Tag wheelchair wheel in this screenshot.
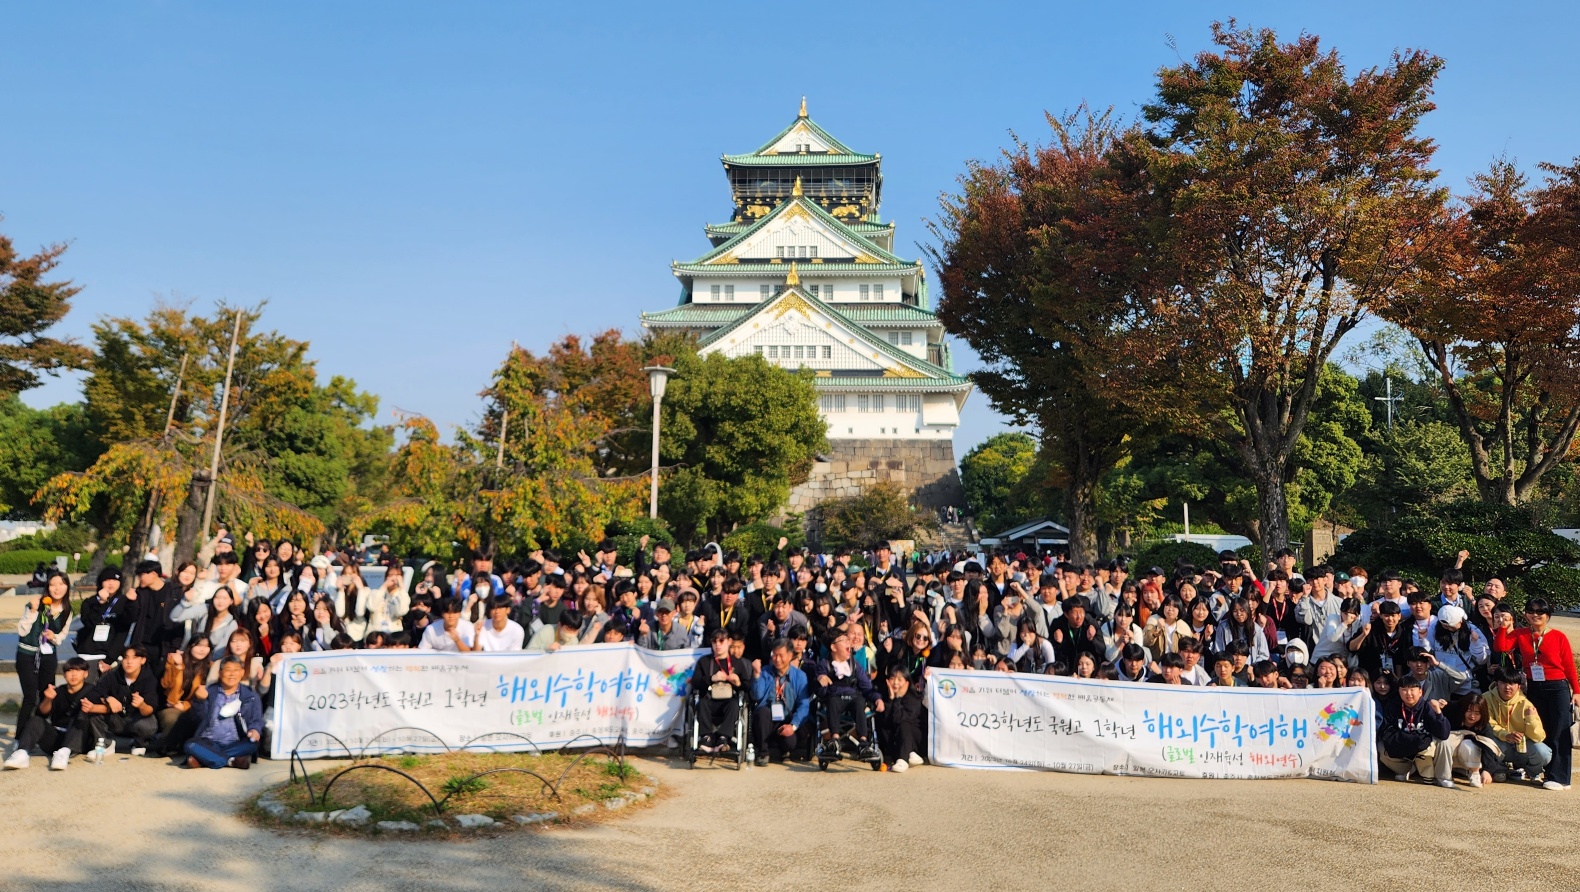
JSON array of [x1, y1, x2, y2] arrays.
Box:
[[681, 694, 699, 768], [733, 696, 749, 771]]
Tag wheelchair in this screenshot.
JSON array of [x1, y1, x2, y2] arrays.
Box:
[[810, 688, 883, 771], [679, 686, 750, 770]]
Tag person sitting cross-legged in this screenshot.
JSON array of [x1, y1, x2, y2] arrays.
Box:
[[749, 639, 810, 766], [1379, 674, 1453, 788], [1482, 666, 1553, 782], [182, 656, 265, 767], [182, 657, 265, 769], [4, 657, 92, 771]]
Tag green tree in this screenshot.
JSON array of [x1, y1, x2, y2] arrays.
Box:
[[0, 398, 96, 517], [1345, 419, 1476, 527], [959, 432, 1038, 534], [0, 228, 92, 397], [1111, 23, 1446, 553], [658, 351, 825, 542], [820, 481, 932, 551]]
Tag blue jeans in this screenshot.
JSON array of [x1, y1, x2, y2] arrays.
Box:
[[1496, 739, 1553, 773], [184, 736, 258, 768]]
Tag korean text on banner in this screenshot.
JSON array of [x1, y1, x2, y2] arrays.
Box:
[[926, 670, 1377, 783], [272, 644, 705, 759]]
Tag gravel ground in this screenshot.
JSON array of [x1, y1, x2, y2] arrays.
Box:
[[1, 743, 1579, 892]]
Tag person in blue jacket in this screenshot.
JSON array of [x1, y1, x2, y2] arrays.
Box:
[[183, 658, 264, 769], [750, 640, 810, 765]]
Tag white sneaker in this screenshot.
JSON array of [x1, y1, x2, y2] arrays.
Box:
[[1394, 771, 1412, 782], [1467, 772, 1483, 788], [1436, 778, 1455, 789], [890, 759, 908, 773], [3, 749, 29, 770], [906, 752, 925, 767], [1542, 780, 1567, 791], [49, 749, 69, 771], [130, 747, 146, 757]]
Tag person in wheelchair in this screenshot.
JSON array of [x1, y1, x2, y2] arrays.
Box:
[[689, 629, 747, 754], [750, 639, 810, 765], [812, 629, 884, 762]]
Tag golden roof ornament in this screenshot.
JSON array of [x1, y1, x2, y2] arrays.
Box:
[[792, 176, 803, 197], [786, 262, 800, 286], [799, 96, 808, 118]]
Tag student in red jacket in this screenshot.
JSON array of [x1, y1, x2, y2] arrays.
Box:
[[1492, 598, 1578, 790]]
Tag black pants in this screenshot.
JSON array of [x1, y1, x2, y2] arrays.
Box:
[[65, 712, 159, 754], [696, 693, 738, 742], [878, 713, 925, 764], [15, 651, 56, 732], [1527, 680, 1574, 786], [823, 690, 867, 740], [751, 705, 803, 759], [15, 717, 81, 755]]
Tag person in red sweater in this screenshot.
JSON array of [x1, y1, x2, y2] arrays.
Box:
[[1492, 598, 1578, 790]]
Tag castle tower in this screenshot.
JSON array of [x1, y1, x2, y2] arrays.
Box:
[[641, 101, 970, 512]]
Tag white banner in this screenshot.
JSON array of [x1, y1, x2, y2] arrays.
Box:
[[272, 644, 706, 759], [926, 670, 1377, 783]]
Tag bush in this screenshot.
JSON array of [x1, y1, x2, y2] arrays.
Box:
[[0, 524, 93, 555], [1330, 501, 1580, 609], [1130, 540, 1221, 575], [722, 521, 801, 560], [819, 482, 934, 551], [603, 517, 676, 566], [0, 549, 121, 576]]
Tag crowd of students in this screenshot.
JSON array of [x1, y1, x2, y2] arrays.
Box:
[[6, 532, 1576, 791]]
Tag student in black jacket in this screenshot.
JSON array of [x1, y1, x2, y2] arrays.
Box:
[[4, 658, 93, 770], [1378, 674, 1452, 787], [875, 664, 926, 772], [72, 645, 160, 759], [811, 631, 883, 761]]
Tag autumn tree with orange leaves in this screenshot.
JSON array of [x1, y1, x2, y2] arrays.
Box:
[[1388, 158, 1580, 505]]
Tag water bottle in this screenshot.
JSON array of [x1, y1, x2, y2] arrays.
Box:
[[94, 736, 111, 766], [744, 743, 755, 769]]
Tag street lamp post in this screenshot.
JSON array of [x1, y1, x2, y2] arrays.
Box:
[[642, 366, 676, 519]]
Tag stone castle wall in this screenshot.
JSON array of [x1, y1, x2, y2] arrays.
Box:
[[786, 438, 964, 514]]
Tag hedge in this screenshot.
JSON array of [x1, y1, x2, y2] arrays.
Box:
[[1130, 540, 1221, 576], [0, 550, 121, 576]]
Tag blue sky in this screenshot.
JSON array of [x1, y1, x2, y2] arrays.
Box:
[[4, 1, 1577, 454]]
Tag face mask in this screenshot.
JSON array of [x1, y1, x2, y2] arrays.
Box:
[[815, 583, 827, 593], [476, 584, 492, 597]]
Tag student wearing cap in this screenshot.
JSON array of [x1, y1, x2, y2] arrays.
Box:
[[1426, 605, 1489, 695], [637, 599, 690, 651], [1493, 598, 1578, 790], [1378, 674, 1453, 787], [1400, 647, 1467, 704]]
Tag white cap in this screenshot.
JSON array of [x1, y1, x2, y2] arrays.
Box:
[[1437, 605, 1467, 628]]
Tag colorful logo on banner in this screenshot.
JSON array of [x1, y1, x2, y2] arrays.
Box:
[[936, 679, 958, 699], [653, 663, 693, 697], [1315, 702, 1364, 747], [289, 663, 308, 683]]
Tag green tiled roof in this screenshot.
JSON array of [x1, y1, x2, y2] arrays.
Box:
[[641, 302, 940, 329], [831, 305, 942, 325], [681, 194, 911, 267], [641, 305, 750, 326], [698, 286, 966, 386], [706, 218, 893, 239], [722, 152, 878, 167], [815, 376, 971, 391], [744, 113, 859, 156], [674, 260, 920, 276]]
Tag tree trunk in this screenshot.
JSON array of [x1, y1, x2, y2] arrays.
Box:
[[1254, 470, 1292, 559], [1065, 461, 1099, 565], [122, 492, 159, 583], [173, 471, 212, 564]]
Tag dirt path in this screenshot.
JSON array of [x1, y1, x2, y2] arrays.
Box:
[[1, 742, 1578, 892]]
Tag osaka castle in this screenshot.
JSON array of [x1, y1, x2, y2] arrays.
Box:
[[641, 100, 970, 512]]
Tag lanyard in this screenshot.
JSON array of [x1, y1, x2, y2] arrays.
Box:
[[775, 676, 785, 702]]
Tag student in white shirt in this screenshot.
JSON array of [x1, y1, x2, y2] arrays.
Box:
[[474, 595, 526, 652], [418, 598, 475, 652]]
